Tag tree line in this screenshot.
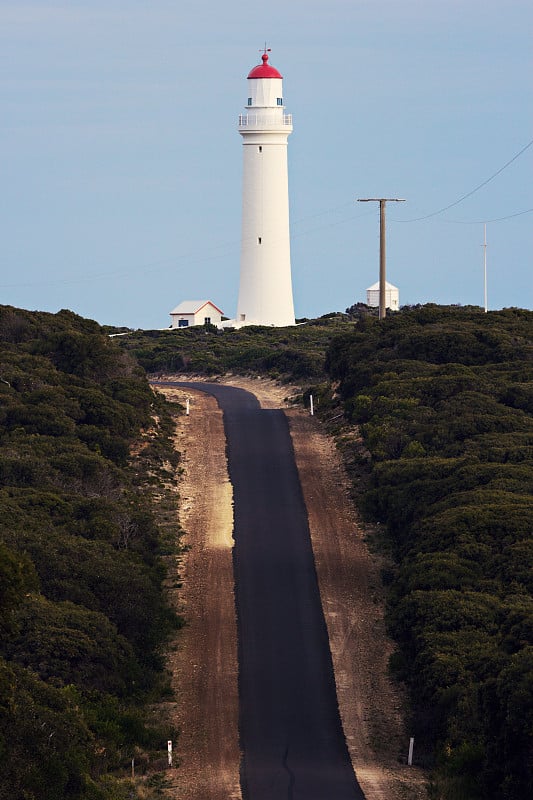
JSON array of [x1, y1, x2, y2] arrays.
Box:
[[113, 315, 347, 380]]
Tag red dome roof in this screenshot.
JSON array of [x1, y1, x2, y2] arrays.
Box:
[[247, 52, 282, 79]]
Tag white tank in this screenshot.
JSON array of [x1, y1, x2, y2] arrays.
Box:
[[235, 51, 295, 327]]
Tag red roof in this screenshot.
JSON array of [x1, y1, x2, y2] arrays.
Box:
[[247, 52, 282, 79]]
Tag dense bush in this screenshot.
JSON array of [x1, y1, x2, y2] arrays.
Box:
[[115, 316, 353, 380], [0, 306, 181, 799], [325, 305, 533, 798]]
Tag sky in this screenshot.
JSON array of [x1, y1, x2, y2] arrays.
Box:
[[1, 0, 532, 329]]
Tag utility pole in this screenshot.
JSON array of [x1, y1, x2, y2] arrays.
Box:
[[358, 198, 405, 319]]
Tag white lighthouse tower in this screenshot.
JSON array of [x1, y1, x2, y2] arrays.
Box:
[[235, 49, 295, 327]]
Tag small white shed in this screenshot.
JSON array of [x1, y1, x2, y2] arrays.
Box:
[[169, 300, 224, 329], [366, 281, 400, 311]]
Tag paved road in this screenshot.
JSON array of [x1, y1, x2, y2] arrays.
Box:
[[161, 382, 364, 800]]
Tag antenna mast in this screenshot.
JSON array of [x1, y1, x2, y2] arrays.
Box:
[[482, 223, 488, 313]]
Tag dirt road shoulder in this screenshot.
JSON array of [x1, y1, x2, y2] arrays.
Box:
[[157, 386, 241, 800]]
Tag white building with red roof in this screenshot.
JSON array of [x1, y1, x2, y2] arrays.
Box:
[[169, 300, 224, 329]]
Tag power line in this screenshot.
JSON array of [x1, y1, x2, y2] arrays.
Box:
[[2, 137, 531, 289], [442, 207, 533, 225], [395, 138, 533, 223], [1, 201, 528, 290], [0, 209, 376, 289]]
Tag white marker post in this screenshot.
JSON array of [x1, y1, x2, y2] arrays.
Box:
[[309, 394, 314, 416], [408, 736, 414, 766], [167, 740, 173, 768], [186, 398, 190, 416]]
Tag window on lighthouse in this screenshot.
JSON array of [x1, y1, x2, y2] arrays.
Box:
[[247, 98, 252, 106], [277, 98, 283, 105]]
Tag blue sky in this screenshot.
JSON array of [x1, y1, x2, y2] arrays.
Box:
[[1, 0, 531, 329]]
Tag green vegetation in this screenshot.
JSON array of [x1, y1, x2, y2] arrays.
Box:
[[324, 305, 533, 799], [3, 301, 531, 799], [116, 315, 352, 380], [118, 304, 532, 797], [0, 306, 182, 800]]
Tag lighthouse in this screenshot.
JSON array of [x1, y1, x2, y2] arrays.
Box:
[[235, 49, 295, 327]]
